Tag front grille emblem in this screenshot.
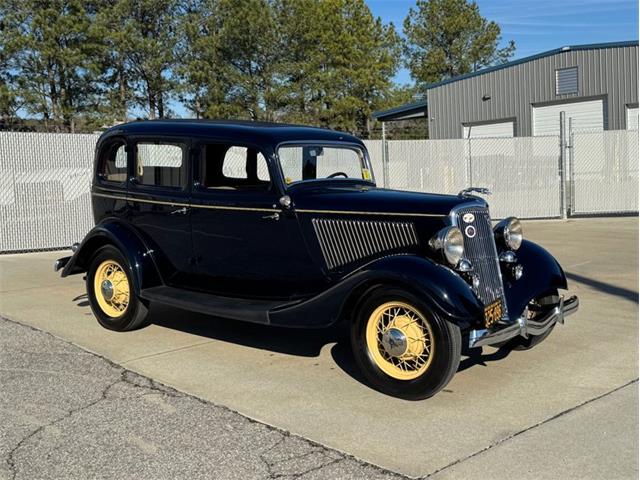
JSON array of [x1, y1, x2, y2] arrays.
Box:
[[462, 213, 475, 223], [465, 225, 477, 238]]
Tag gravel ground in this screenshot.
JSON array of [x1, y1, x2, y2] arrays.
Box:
[[0, 316, 406, 480]]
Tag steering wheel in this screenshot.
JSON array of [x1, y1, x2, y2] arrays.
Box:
[[327, 172, 349, 179]]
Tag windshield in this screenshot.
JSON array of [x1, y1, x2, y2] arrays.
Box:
[[277, 144, 374, 185]]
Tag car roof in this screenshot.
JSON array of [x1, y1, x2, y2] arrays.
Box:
[[99, 119, 364, 147]]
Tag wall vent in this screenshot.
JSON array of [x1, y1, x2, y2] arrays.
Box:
[[556, 67, 578, 95]]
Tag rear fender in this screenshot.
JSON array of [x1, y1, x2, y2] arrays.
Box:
[[61, 221, 162, 294], [503, 239, 568, 318]]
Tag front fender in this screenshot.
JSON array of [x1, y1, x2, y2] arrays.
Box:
[[61, 220, 162, 294], [503, 239, 568, 319], [269, 255, 483, 328]]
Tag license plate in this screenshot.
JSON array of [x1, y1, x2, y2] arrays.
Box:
[[484, 298, 503, 328]]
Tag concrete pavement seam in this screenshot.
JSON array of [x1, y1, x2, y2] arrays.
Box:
[[257, 434, 346, 479], [121, 339, 218, 365], [422, 378, 639, 479]]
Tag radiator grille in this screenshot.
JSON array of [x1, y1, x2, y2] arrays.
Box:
[[312, 218, 418, 270], [455, 206, 508, 315]]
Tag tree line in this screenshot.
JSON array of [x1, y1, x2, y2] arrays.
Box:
[[0, 0, 514, 137]]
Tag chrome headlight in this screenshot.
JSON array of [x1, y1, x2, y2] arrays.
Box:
[[495, 217, 523, 250], [430, 226, 465, 266]]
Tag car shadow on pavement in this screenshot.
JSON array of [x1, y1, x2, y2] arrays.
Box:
[[566, 271, 638, 303], [457, 344, 512, 372], [148, 303, 347, 358], [77, 297, 514, 389], [73, 293, 89, 307]]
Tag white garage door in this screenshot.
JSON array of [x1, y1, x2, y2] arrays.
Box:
[[533, 99, 604, 136], [626, 106, 639, 130], [463, 120, 514, 139]]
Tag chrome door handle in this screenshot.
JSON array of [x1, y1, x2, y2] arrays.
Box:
[[170, 207, 189, 215], [262, 212, 280, 221]]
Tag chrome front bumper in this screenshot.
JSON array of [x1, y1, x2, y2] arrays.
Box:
[[468, 295, 579, 348], [54, 256, 71, 272]]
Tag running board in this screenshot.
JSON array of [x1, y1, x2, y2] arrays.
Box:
[[140, 286, 295, 324]]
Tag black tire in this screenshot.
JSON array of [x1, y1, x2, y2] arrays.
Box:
[[507, 290, 559, 351], [350, 286, 461, 400], [86, 245, 149, 331]]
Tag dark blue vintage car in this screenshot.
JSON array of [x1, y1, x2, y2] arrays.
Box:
[[56, 120, 578, 399]]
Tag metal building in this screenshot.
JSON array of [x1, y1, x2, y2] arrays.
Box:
[[374, 41, 639, 139]]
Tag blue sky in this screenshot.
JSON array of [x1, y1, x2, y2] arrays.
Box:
[[367, 0, 639, 85]]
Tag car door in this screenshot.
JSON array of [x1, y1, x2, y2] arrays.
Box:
[[127, 136, 193, 287], [189, 141, 325, 299]]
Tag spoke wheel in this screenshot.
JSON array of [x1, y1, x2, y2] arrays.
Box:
[[93, 259, 130, 318], [351, 287, 461, 400], [87, 245, 149, 331], [365, 301, 435, 381]]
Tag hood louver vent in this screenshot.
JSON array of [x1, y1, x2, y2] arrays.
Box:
[[312, 218, 418, 270]]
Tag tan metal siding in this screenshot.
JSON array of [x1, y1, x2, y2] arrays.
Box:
[[426, 45, 639, 138]]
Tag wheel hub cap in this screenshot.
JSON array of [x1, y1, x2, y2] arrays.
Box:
[[381, 328, 407, 357], [100, 280, 114, 300]]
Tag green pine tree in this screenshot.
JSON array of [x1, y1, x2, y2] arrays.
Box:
[[404, 0, 515, 86], [1, 0, 101, 132]]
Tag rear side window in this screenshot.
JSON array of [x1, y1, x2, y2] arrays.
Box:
[[97, 141, 127, 183], [135, 142, 186, 188]]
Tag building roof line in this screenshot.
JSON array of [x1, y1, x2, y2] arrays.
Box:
[[372, 99, 428, 122], [423, 40, 638, 90]]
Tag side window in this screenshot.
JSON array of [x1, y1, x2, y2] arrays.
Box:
[[279, 146, 303, 184], [200, 144, 270, 191], [135, 142, 186, 188], [97, 141, 127, 183]]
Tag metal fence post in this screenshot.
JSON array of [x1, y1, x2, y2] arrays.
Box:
[[559, 112, 567, 219], [567, 118, 574, 216], [467, 137, 473, 187], [381, 122, 389, 188]]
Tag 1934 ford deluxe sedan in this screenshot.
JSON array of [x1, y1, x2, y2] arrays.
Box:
[[55, 120, 578, 399]]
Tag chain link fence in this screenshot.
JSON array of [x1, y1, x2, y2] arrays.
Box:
[[1, 132, 98, 253], [570, 129, 639, 215], [0, 129, 638, 253], [376, 136, 562, 219]]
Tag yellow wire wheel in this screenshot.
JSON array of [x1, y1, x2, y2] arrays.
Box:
[[93, 259, 130, 318], [365, 301, 435, 381]]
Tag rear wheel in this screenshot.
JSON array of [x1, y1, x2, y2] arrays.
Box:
[[86, 245, 149, 331], [350, 287, 461, 400]]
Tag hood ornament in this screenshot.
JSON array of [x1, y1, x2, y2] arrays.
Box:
[[459, 187, 492, 197]]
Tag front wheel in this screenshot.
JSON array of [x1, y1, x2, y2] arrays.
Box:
[[350, 287, 461, 400], [86, 245, 149, 331]]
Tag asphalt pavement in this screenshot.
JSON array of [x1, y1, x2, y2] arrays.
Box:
[[0, 316, 404, 480]]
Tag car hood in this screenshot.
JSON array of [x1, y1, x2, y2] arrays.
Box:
[[290, 184, 483, 217]]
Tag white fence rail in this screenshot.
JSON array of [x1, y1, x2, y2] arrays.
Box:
[[0, 130, 638, 252]]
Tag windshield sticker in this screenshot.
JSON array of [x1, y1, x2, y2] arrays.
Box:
[[362, 168, 372, 181]]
